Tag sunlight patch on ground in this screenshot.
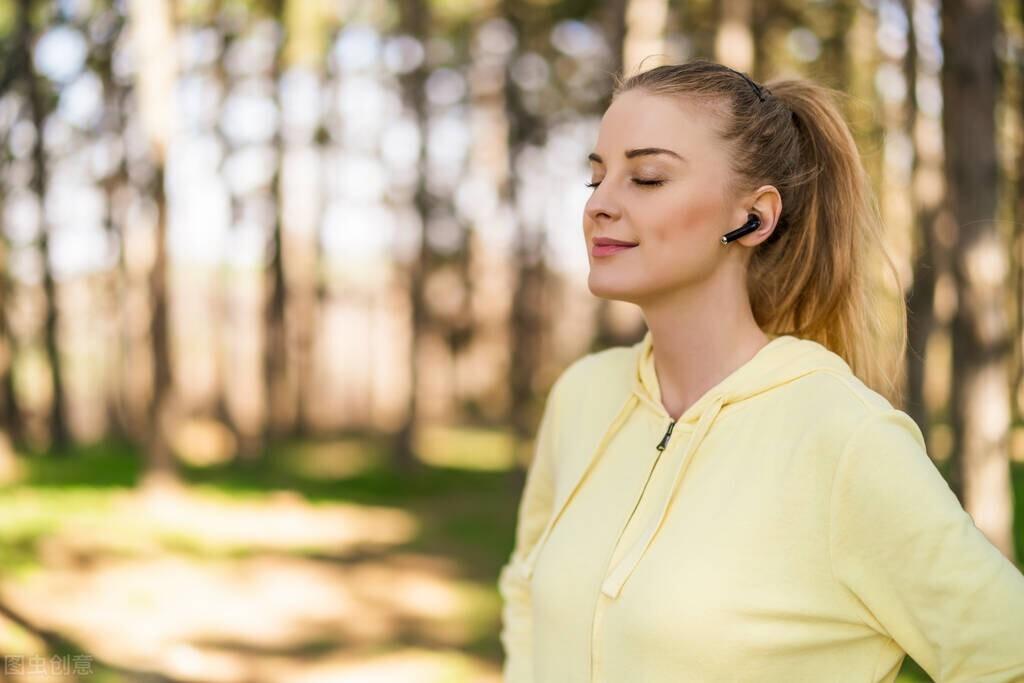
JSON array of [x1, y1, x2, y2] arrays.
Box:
[[1011, 426, 1024, 463], [0, 483, 419, 565], [284, 440, 382, 480], [172, 418, 239, 467], [0, 431, 25, 486], [0, 610, 47, 658], [113, 484, 418, 554], [414, 425, 515, 471], [1, 551, 497, 682], [275, 647, 502, 683]]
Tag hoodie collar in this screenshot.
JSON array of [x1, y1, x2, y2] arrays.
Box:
[[632, 328, 827, 422]]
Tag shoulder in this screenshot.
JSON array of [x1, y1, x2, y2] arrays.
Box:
[[793, 365, 891, 413], [791, 362, 927, 457], [548, 340, 639, 403]]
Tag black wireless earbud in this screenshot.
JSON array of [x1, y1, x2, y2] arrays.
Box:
[[720, 213, 761, 245]]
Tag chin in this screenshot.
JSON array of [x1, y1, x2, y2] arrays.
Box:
[[587, 272, 643, 304]]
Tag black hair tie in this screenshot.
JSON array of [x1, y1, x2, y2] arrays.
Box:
[[724, 65, 769, 102]]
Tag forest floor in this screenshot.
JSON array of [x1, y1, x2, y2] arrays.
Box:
[[0, 431, 1019, 682]]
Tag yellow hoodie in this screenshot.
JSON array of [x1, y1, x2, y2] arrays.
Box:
[[497, 330, 1024, 682]]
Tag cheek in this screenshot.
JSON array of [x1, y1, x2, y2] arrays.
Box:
[[645, 187, 725, 245], [634, 188, 730, 287]]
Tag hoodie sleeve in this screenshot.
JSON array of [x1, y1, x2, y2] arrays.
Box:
[[496, 366, 569, 683], [829, 408, 1024, 682]]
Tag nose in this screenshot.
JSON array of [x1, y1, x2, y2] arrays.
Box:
[[584, 185, 623, 223]]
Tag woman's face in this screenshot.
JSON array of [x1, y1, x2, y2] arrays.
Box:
[[583, 89, 750, 304]]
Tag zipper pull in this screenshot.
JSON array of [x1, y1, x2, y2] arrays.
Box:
[[656, 420, 676, 451]]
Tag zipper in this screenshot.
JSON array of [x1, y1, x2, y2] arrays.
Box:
[[656, 419, 676, 451], [591, 418, 677, 681], [624, 420, 675, 533], [613, 419, 676, 564]]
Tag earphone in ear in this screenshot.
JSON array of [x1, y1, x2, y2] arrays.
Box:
[[720, 213, 761, 245]]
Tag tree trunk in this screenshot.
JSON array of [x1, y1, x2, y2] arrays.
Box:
[[501, 0, 554, 464], [128, 0, 181, 488], [900, 0, 944, 452], [940, 0, 1015, 560], [392, 0, 432, 475], [20, 0, 70, 452], [264, 0, 291, 444]]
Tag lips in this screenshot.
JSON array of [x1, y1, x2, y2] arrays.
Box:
[[593, 237, 639, 247], [592, 239, 638, 258]]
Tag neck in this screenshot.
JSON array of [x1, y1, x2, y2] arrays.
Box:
[[639, 272, 770, 420]]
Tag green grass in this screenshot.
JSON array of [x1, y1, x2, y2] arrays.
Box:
[[896, 656, 932, 682], [1014, 460, 1024, 565]]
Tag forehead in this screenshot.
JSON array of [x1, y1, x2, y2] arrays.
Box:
[[595, 89, 725, 159]]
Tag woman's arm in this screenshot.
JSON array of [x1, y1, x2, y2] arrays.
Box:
[[830, 409, 1024, 682], [497, 369, 568, 683]]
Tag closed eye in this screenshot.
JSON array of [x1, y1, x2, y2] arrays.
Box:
[[585, 179, 666, 189]]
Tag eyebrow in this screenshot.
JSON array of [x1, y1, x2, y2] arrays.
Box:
[[588, 148, 686, 164]]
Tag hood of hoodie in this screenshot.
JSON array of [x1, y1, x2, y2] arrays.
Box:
[[523, 328, 856, 598]]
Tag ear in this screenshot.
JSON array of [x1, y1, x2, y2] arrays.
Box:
[[736, 185, 783, 247]]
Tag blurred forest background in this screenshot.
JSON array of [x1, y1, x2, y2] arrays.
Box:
[[0, 0, 1021, 681]]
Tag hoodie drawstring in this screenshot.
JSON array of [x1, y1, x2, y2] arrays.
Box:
[[523, 391, 641, 581], [600, 394, 727, 599]]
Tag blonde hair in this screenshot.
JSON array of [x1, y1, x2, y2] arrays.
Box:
[[614, 60, 906, 407]]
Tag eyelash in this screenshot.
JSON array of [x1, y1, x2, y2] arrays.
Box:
[[585, 179, 665, 189]]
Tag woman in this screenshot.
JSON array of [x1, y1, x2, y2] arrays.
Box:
[[497, 60, 1024, 682]]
